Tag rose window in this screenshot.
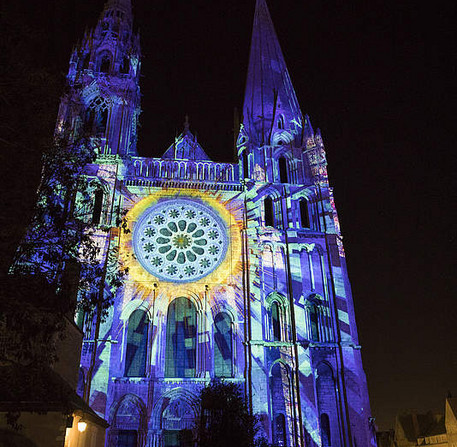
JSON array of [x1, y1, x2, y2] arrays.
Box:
[[133, 198, 229, 282]]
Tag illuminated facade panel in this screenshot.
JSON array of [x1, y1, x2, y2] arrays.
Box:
[[24, 0, 378, 446]]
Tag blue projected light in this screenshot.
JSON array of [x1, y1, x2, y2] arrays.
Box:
[[133, 198, 229, 283]]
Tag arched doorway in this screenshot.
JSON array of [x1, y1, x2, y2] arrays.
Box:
[[162, 397, 195, 447], [110, 395, 146, 447]]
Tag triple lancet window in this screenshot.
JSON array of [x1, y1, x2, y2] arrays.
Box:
[[124, 300, 234, 379]]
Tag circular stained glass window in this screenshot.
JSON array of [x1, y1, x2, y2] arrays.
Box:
[[133, 198, 229, 283]]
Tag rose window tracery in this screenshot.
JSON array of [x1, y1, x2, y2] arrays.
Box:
[[133, 198, 228, 282]]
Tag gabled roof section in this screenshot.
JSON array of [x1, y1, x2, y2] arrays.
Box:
[[162, 120, 211, 161], [242, 0, 303, 145]]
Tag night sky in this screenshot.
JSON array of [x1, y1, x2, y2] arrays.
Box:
[[4, 0, 457, 431]]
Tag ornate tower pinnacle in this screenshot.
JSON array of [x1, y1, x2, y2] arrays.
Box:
[[60, 0, 141, 156], [242, 0, 303, 146]]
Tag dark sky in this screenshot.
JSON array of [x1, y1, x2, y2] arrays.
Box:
[[7, 0, 457, 431]]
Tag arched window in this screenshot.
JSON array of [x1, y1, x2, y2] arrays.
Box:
[[99, 53, 112, 73], [125, 309, 149, 377], [165, 297, 197, 378], [270, 363, 290, 446], [277, 115, 285, 130], [279, 157, 288, 183], [214, 312, 233, 377], [300, 198, 310, 228], [270, 301, 281, 341], [85, 99, 108, 136], [85, 108, 96, 131], [120, 56, 130, 74], [242, 151, 249, 179], [92, 189, 104, 225], [309, 303, 319, 342], [306, 295, 331, 343], [82, 54, 90, 70], [321, 413, 331, 446], [264, 196, 274, 227], [101, 108, 108, 126]]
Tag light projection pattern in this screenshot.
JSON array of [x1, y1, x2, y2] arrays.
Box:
[[133, 198, 229, 283], [121, 189, 243, 297]]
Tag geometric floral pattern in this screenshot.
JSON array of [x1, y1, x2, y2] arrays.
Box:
[[133, 198, 229, 283]]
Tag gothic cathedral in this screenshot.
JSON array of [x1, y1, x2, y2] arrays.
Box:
[[54, 0, 375, 446]]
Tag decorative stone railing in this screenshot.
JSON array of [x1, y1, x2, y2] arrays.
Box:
[[130, 157, 240, 184]]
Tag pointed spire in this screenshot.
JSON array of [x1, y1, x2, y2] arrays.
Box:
[[242, 0, 303, 145]]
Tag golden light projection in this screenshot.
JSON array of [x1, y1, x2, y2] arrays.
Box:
[[120, 189, 243, 298]]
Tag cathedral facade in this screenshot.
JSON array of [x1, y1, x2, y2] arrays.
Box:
[[55, 0, 376, 446]]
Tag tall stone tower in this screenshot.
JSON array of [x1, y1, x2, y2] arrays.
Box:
[[48, 1, 376, 446], [59, 0, 140, 157]]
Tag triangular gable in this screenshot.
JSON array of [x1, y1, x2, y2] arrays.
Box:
[[162, 130, 211, 161]]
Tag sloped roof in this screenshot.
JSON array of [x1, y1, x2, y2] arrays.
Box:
[[0, 364, 108, 428], [161, 121, 211, 161], [396, 411, 445, 441]]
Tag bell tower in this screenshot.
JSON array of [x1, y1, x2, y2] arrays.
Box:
[[238, 1, 376, 446], [58, 0, 141, 156]]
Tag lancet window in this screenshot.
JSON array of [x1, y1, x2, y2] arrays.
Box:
[[241, 151, 249, 179], [213, 312, 233, 378], [277, 114, 285, 130], [85, 97, 109, 137], [81, 54, 90, 70], [120, 56, 130, 74], [271, 301, 281, 341], [125, 309, 149, 377], [279, 156, 288, 183], [98, 51, 112, 73], [264, 196, 274, 227], [92, 189, 104, 225], [299, 198, 310, 228], [305, 296, 331, 343], [165, 297, 197, 378]]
